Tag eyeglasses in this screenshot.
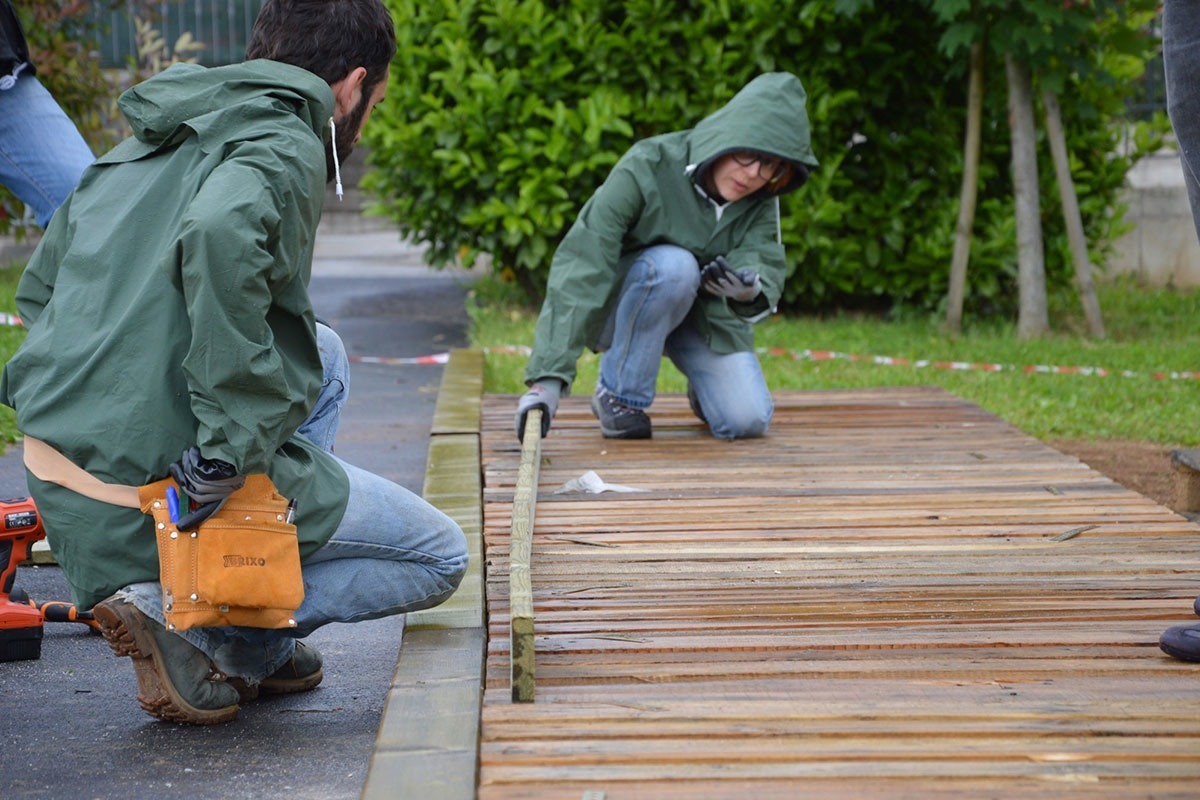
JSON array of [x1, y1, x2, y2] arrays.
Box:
[[731, 152, 786, 182]]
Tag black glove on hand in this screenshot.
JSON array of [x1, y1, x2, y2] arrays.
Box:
[[169, 446, 245, 530], [701, 256, 762, 303], [515, 381, 561, 442]]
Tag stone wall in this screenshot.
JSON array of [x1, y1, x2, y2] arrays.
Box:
[[1109, 148, 1200, 287]]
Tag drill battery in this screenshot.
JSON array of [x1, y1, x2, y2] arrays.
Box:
[[0, 497, 46, 662]]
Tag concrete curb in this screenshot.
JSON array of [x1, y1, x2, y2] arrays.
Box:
[[362, 348, 487, 800]]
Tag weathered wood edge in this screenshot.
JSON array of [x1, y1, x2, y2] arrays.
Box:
[[407, 432, 483, 630], [510, 409, 541, 703], [363, 348, 487, 800], [1171, 448, 1200, 513], [431, 347, 483, 435]]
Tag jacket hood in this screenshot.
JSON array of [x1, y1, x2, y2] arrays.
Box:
[[118, 59, 333, 148], [689, 72, 819, 196]]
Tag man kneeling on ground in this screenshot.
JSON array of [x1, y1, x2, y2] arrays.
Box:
[[0, 0, 468, 724]]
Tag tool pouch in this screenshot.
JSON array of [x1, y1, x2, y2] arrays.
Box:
[[138, 474, 304, 631]]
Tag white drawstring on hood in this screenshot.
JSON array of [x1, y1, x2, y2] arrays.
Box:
[[685, 162, 731, 221], [329, 116, 343, 201], [0, 61, 28, 91]]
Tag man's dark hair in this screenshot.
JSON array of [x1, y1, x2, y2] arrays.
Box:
[[246, 0, 396, 94]]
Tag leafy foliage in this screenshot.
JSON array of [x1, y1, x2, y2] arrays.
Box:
[[367, 1, 1162, 317]]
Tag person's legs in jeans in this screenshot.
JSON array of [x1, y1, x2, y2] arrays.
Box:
[[284, 460, 468, 639], [121, 458, 469, 682], [1164, 0, 1200, 244], [666, 320, 773, 439], [1161, 0, 1200, 661], [120, 323, 468, 682], [597, 244, 701, 408], [297, 322, 350, 451], [0, 74, 93, 228]]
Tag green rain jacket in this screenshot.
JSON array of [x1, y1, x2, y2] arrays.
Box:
[[524, 72, 819, 389], [0, 60, 350, 609]]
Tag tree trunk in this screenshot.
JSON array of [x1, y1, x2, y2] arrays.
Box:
[[1041, 89, 1105, 338], [945, 40, 985, 335], [1005, 54, 1048, 339]]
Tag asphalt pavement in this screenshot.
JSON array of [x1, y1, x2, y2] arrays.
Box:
[[0, 222, 475, 800]]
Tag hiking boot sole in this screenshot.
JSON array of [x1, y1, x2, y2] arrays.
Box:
[[93, 600, 239, 725], [590, 395, 652, 439]]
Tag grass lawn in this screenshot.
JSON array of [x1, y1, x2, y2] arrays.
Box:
[[469, 277, 1200, 447], [0, 261, 27, 444], [0, 257, 1193, 450]]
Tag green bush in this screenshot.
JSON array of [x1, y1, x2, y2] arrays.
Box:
[[367, 1, 1162, 315]]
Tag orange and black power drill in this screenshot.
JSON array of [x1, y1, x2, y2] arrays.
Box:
[[0, 497, 46, 662]]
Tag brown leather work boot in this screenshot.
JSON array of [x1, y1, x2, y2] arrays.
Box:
[[223, 641, 324, 703], [93, 596, 239, 725]]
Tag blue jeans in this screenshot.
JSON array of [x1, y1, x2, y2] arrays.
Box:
[[120, 324, 469, 682], [1165, 0, 1200, 244], [598, 244, 773, 439], [0, 73, 94, 228]]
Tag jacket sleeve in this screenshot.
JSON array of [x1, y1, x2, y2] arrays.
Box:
[[175, 135, 319, 474], [524, 162, 645, 389], [724, 197, 787, 323], [12, 192, 78, 329]]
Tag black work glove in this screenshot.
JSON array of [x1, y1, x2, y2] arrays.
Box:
[[515, 380, 562, 442], [169, 446, 245, 530], [701, 256, 762, 303]]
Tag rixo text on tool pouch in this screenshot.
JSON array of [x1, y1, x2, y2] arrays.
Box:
[[138, 474, 303, 632]]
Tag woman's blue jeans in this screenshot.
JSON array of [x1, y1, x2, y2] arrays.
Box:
[[0, 73, 94, 228], [120, 324, 469, 682], [597, 244, 773, 439]]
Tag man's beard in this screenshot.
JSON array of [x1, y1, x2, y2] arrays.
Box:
[[325, 91, 370, 183]]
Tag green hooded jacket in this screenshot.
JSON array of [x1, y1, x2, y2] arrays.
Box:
[[0, 60, 350, 609], [524, 72, 818, 389]]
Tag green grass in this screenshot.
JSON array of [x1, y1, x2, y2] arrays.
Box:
[[469, 276, 1200, 446], [0, 259, 1193, 448], [0, 261, 26, 445]]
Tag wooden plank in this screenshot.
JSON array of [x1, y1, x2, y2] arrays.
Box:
[[363, 627, 485, 800], [365, 346, 487, 800], [510, 408, 542, 703], [1171, 448, 1200, 513], [431, 348, 483, 435], [475, 387, 1200, 798], [407, 432, 483, 629], [29, 539, 55, 564], [477, 778, 1193, 800]]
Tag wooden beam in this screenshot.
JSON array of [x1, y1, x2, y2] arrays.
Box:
[[430, 348, 483, 435], [362, 627, 485, 800], [510, 409, 542, 703], [1171, 448, 1200, 513], [364, 348, 487, 800], [407, 433, 483, 629]]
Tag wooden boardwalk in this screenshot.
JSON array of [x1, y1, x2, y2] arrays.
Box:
[[475, 385, 1200, 799]]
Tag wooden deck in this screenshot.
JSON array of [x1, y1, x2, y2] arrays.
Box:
[[475, 385, 1200, 799]]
